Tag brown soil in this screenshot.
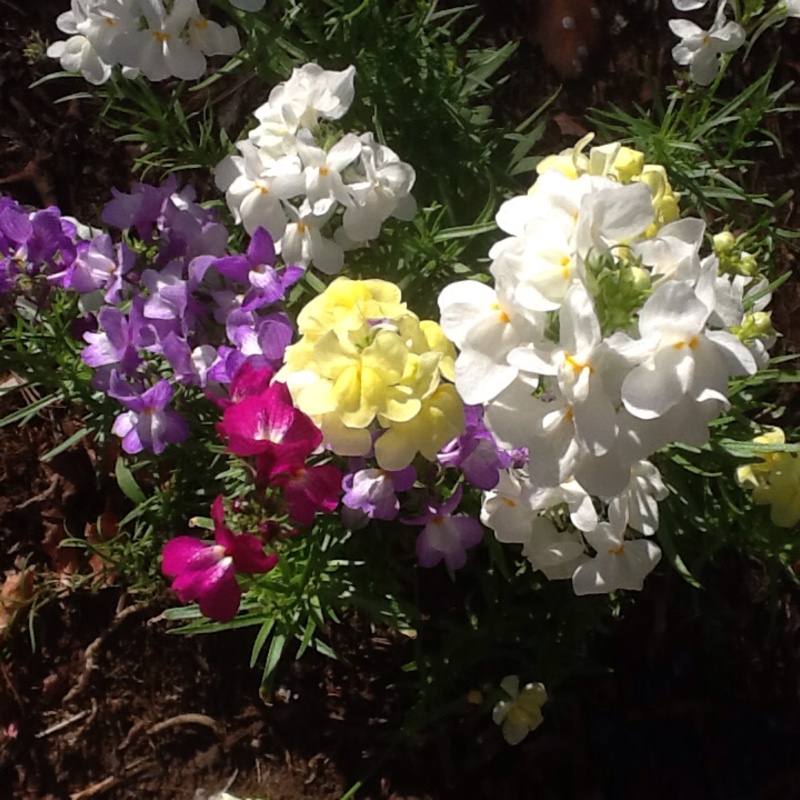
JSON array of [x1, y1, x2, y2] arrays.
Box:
[[3, 1, 800, 799]]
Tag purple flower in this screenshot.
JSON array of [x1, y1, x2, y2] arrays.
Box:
[[65, 235, 135, 301], [162, 495, 278, 621], [342, 464, 416, 521], [82, 307, 142, 388], [438, 405, 512, 490], [109, 374, 190, 454], [403, 485, 484, 570], [213, 227, 303, 312]]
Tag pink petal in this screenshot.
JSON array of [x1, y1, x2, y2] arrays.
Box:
[[162, 536, 217, 577], [230, 533, 279, 574]]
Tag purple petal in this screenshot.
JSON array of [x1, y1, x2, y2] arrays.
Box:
[[247, 226, 276, 266]]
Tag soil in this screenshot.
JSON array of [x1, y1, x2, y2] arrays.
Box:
[[3, 1, 800, 799]]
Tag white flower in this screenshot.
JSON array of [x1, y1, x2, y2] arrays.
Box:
[[295, 130, 361, 215], [254, 63, 356, 132], [278, 201, 343, 275], [437, 280, 537, 405], [114, 0, 207, 82], [186, 12, 240, 57], [341, 133, 417, 242], [669, 1, 745, 86], [214, 141, 304, 238], [788, 0, 800, 17], [492, 676, 547, 746], [617, 280, 757, 420], [521, 516, 589, 580], [47, 35, 111, 85], [607, 460, 669, 537], [572, 523, 662, 595]]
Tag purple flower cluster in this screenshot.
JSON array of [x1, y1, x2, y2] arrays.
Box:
[[64, 179, 300, 455], [0, 196, 80, 293]]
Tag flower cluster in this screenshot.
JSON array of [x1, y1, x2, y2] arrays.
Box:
[[0, 196, 82, 293], [215, 63, 417, 275], [277, 276, 464, 470], [216, 363, 342, 527], [440, 134, 775, 595], [47, 0, 242, 85], [736, 427, 800, 527], [4, 177, 299, 455]]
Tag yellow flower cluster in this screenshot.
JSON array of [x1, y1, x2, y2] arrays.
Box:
[[277, 277, 465, 470], [533, 133, 680, 237], [735, 427, 800, 528]]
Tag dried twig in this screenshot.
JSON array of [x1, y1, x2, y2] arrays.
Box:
[[35, 709, 90, 739], [146, 713, 221, 737], [63, 600, 142, 704]]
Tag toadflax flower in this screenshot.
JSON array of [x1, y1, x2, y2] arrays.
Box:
[[402, 485, 483, 570], [162, 495, 278, 621], [669, 0, 745, 86], [492, 675, 547, 745], [109, 374, 190, 454]]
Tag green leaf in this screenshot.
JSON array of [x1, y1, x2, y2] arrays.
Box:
[[40, 427, 90, 463], [262, 632, 286, 683], [115, 458, 147, 505], [250, 619, 276, 668]]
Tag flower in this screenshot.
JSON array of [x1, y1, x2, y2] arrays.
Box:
[[669, 1, 745, 86], [492, 675, 547, 745], [162, 495, 278, 621], [403, 485, 483, 570], [572, 522, 662, 595], [109, 375, 190, 454], [736, 427, 800, 527]]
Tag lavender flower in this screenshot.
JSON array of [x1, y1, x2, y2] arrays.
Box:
[[438, 405, 512, 490], [403, 485, 484, 569], [109, 374, 189, 454]]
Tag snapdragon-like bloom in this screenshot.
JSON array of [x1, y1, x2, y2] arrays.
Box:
[[162, 495, 278, 621], [669, 0, 745, 85], [492, 676, 547, 746], [572, 522, 662, 595], [109, 375, 190, 454], [403, 485, 483, 570], [342, 463, 417, 521], [216, 380, 321, 466], [278, 277, 464, 470], [736, 427, 800, 527]]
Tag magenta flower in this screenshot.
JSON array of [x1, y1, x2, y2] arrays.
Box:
[[162, 495, 278, 621], [403, 485, 484, 570], [216, 380, 321, 465], [270, 463, 343, 526]]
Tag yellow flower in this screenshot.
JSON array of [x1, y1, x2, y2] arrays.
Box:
[[492, 675, 547, 746], [735, 427, 786, 489], [736, 427, 800, 528], [280, 279, 465, 469]]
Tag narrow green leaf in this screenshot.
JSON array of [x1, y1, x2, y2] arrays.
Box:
[[40, 427, 90, 463], [115, 457, 147, 504]]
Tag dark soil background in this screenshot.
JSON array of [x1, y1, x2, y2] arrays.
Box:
[[3, 1, 800, 798]]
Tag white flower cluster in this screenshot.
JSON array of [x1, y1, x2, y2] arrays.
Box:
[[214, 63, 417, 275], [438, 135, 775, 596], [47, 0, 242, 85]]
